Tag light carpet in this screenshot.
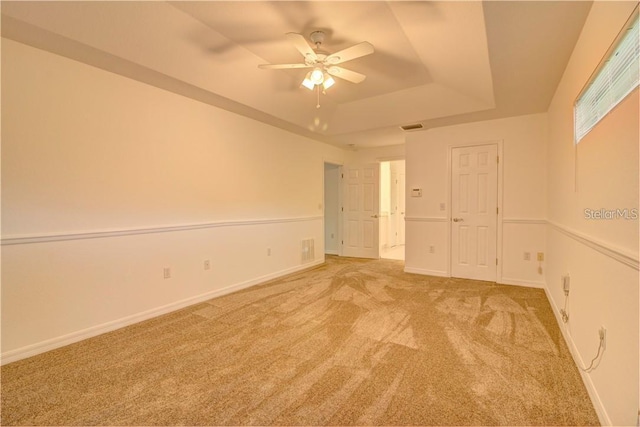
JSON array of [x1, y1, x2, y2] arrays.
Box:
[[1, 256, 598, 425]]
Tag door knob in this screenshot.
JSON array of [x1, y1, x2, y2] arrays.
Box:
[[452, 218, 464, 222], [371, 214, 379, 218]]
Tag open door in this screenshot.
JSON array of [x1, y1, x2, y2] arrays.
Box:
[[342, 164, 380, 259]]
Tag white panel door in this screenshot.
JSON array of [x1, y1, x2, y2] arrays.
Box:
[[398, 172, 406, 245], [343, 164, 380, 259], [451, 145, 498, 281]]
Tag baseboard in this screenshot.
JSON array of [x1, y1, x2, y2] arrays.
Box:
[[324, 250, 338, 255], [499, 277, 545, 289], [1, 259, 324, 366], [543, 287, 611, 426], [404, 266, 448, 277]]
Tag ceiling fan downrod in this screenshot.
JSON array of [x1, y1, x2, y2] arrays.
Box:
[[309, 31, 325, 50]]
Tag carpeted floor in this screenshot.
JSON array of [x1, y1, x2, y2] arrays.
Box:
[[1, 256, 598, 426]]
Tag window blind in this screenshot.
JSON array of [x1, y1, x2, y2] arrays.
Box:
[[575, 13, 639, 143]]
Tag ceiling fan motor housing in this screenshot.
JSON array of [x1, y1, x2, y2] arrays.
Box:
[[310, 30, 326, 46]]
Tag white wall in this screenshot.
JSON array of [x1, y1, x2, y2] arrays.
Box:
[[545, 2, 639, 425], [1, 39, 345, 363], [347, 144, 405, 164], [405, 113, 547, 285]]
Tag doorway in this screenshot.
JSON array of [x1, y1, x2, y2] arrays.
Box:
[[380, 160, 406, 261], [324, 163, 341, 255]]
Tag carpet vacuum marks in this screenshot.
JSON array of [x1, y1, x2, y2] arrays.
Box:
[[1, 256, 598, 426]]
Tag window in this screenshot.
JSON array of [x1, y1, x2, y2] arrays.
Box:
[[575, 10, 639, 143]]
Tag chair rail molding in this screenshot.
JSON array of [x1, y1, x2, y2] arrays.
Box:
[[1, 216, 324, 246], [547, 220, 639, 270]]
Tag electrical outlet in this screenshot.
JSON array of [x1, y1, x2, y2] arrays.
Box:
[[204, 260, 211, 270], [599, 326, 607, 350], [524, 252, 531, 261], [163, 267, 171, 279], [429, 245, 435, 254], [537, 252, 545, 262]]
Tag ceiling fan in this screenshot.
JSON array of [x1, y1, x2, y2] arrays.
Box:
[[258, 31, 374, 106]]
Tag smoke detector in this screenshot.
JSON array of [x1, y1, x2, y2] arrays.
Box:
[[400, 123, 424, 131]]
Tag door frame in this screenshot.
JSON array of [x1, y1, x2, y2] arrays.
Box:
[[446, 140, 504, 283], [397, 169, 406, 245]]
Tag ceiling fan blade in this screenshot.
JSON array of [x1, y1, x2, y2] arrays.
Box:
[[258, 63, 312, 69], [327, 66, 367, 84], [285, 32, 318, 62], [326, 42, 374, 64]]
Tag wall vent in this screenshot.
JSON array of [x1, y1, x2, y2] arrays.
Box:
[[400, 123, 423, 131], [301, 239, 315, 263]]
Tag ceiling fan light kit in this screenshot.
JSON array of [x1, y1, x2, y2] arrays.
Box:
[[310, 67, 324, 84], [301, 74, 315, 90], [302, 67, 335, 90], [258, 30, 374, 107], [323, 75, 336, 89]]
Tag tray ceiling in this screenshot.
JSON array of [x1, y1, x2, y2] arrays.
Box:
[[1, 1, 592, 147]]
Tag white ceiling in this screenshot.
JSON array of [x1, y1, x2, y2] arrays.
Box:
[[1, 1, 592, 148]]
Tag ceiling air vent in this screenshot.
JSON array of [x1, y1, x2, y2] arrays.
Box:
[[400, 123, 423, 131]]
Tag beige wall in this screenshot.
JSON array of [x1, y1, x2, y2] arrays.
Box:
[[346, 144, 405, 164], [405, 113, 547, 285], [2, 39, 344, 236], [1, 39, 345, 361], [545, 2, 639, 425]]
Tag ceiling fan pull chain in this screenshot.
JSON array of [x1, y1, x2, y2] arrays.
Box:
[[316, 85, 321, 109]]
